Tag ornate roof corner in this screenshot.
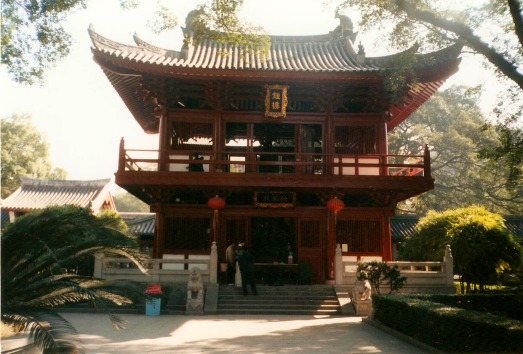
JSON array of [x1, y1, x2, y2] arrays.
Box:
[[88, 25, 140, 55], [133, 33, 182, 59]]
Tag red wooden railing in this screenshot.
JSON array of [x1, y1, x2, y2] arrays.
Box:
[[118, 138, 431, 178]]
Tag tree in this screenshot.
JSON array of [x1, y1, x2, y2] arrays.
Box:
[[338, 0, 523, 188], [114, 191, 150, 212], [1, 0, 268, 85], [1, 114, 67, 198], [478, 122, 523, 190], [1, 205, 148, 353], [399, 206, 521, 292], [338, 0, 523, 90], [1, 0, 87, 85], [388, 86, 523, 214], [356, 261, 407, 295]]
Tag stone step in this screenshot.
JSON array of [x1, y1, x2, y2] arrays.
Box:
[[216, 285, 342, 315]]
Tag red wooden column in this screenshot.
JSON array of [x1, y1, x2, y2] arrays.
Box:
[[153, 206, 165, 259], [381, 215, 392, 261], [326, 210, 336, 281], [157, 112, 168, 172]]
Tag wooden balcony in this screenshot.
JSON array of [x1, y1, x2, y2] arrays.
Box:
[[116, 140, 434, 206]]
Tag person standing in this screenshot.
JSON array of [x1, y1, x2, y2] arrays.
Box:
[[225, 240, 236, 285], [234, 241, 245, 286], [188, 152, 204, 172], [237, 246, 257, 296]]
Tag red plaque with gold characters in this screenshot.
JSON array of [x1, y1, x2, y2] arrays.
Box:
[[264, 85, 289, 118]]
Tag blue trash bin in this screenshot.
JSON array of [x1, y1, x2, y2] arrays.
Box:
[[145, 297, 161, 316], [145, 284, 162, 316]]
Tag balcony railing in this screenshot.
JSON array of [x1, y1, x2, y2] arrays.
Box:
[[118, 139, 431, 178]]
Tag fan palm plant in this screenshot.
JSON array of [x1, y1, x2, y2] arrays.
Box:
[[1, 205, 149, 353]]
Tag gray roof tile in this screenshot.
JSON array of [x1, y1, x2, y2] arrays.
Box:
[[1, 178, 115, 213], [89, 24, 458, 74]]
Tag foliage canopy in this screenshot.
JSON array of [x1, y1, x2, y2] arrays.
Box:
[[1, 205, 149, 353], [399, 206, 521, 292], [1, 0, 269, 85], [1, 114, 67, 198], [388, 86, 523, 214]]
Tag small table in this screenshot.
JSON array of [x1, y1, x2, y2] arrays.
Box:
[[253, 263, 299, 285]]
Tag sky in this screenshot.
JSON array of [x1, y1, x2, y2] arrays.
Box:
[[0, 0, 496, 185]]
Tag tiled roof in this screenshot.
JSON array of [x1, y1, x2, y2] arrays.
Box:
[[1, 178, 115, 213], [390, 215, 420, 241], [119, 212, 155, 235], [505, 216, 523, 240], [88, 23, 461, 76]]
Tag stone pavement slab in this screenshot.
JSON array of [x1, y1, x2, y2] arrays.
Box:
[[61, 313, 428, 353]]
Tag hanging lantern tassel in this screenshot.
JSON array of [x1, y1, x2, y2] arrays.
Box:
[[208, 195, 225, 242], [327, 196, 345, 224]]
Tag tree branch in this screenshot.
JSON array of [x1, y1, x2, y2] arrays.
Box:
[[395, 0, 523, 91], [508, 0, 523, 47]]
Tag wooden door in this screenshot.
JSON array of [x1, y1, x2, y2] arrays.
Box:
[[297, 217, 325, 284]]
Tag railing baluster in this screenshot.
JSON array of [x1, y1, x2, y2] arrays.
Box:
[[119, 146, 431, 177]]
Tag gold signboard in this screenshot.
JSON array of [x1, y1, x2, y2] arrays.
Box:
[[264, 85, 289, 118], [254, 192, 296, 208]]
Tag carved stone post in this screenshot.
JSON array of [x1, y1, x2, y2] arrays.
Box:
[[335, 244, 343, 285], [93, 252, 104, 278], [424, 144, 432, 179], [118, 137, 125, 172], [209, 241, 218, 285], [444, 245, 454, 286]]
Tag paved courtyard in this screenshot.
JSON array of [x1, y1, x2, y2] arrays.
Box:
[[62, 313, 430, 353]]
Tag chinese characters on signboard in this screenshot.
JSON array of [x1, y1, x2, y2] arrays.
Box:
[[264, 85, 289, 118], [254, 192, 296, 208]]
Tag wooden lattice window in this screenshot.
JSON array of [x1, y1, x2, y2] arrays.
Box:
[[300, 220, 320, 248], [336, 220, 381, 253], [170, 122, 213, 150], [164, 217, 211, 252], [334, 126, 376, 154]]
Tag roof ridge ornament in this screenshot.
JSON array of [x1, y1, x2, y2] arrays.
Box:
[[357, 42, 366, 64], [334, 11, 358, 43]]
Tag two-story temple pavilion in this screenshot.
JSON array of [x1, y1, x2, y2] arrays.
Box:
[[89, 13, 461, 284]]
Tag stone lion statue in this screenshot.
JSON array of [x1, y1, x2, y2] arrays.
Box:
[[186, 267, 204, 313], [353, 279, 372, 301]]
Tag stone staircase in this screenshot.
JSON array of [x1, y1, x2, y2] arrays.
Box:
[[216, 285, 342, 315]]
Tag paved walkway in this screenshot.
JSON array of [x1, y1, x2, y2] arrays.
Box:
[[62, 313, 430, 353]]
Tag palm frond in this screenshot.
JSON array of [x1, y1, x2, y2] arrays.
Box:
[[1, 206, 150, 351], [2, 311, 85, 353]]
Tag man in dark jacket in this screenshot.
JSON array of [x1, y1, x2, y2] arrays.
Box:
[[237, 246, 258, 296]]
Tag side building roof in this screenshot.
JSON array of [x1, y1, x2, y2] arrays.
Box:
[[1, 178, 116, 216], [118, 212, 155, 237]]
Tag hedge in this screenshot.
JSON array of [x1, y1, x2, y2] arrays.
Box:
[[372, 294, 523, 353]]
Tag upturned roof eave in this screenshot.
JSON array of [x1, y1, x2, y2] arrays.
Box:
[[89, 23, 462, 83], [92, 49, 385, 83]]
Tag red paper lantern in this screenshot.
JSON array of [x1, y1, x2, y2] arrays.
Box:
[[208, 195, 225, 210], [326, 196, 345, 214]]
